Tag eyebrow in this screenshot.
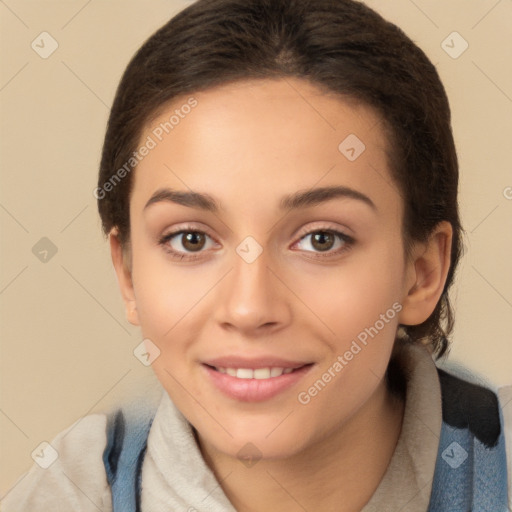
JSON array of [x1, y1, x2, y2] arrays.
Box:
[[143, 185, 376, 213], [144, 188, 218, 212], [280, 185, 376, 212]]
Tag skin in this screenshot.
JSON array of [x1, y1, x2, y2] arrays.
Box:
[[110, 77, 452, 512]]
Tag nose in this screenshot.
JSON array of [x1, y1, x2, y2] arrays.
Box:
[[214, 249, 292, 336]]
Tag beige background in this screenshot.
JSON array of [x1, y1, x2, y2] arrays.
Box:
[[1, 0, 511, 497]]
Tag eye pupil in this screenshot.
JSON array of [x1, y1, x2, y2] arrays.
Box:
[[312, 231, 335, 251], [182, 232, 206, 251]]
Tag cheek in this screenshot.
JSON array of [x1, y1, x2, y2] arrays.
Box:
[[134, 271, 205, 345], [129, 245, 224, 373], [291, 243, 404, 342], [292, 262, 403, 438], [130, 243, 191, 341]]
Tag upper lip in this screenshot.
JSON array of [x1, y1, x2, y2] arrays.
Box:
[[203, 356, 313, 369]]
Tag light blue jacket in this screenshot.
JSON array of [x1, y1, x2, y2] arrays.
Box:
[[102, 368, 509, 511]]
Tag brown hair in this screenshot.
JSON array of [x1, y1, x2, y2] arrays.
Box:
[[98, 0, 462, 358]]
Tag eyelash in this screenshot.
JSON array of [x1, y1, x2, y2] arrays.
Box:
[[158, 224, 355, 262]]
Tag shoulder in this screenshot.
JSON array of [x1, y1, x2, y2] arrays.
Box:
[[429, 368, 509, 511], [498, 385, 512, 511], [1, 413, 112, 512], [437, 367, 501, 447]]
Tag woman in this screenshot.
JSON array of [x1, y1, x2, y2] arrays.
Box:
[[3, 0, 509, 510]]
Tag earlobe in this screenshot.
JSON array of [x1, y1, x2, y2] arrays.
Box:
[[109, 229, 140, 326], [399, 221, 453, 326]]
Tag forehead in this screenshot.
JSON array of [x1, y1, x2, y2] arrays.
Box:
[[131, 78, 398, 217]]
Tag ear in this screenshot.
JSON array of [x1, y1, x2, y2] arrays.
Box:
[[399, 221, 453, 326], [109, 229, 140, 326]]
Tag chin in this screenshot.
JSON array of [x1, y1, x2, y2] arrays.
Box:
[[198, 417, 313, 462]]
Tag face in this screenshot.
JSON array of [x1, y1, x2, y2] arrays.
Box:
[[115, 78, 424, 461]]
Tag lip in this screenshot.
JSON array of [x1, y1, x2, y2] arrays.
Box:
[[202, 361, 314, 402], [203, 356, 311, 369]]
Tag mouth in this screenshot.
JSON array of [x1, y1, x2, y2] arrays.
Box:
[[206, 364, 307, 379], [202, 361, 314, 402]]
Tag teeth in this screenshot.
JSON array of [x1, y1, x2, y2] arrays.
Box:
[[270, 367, 283, 377], [254, 368, 270, 379], [236, 368, 254, 379], [216, 367, 297, 379]]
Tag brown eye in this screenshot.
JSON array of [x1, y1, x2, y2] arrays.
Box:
[[294, 228, 353, 257], [160, 229, 216, 258], [310, 231, 336, 252], [181, 232, 206, 252]]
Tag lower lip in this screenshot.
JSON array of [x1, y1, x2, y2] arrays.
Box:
[[202, 364, 313, 402]]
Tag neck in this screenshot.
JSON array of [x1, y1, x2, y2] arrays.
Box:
[[197, 379, 405, 512]]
